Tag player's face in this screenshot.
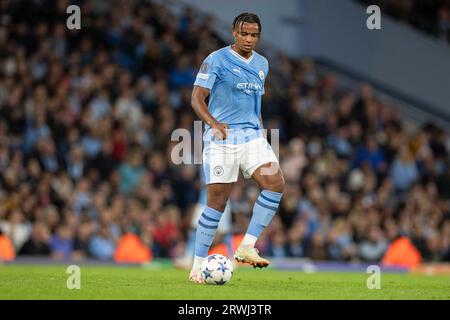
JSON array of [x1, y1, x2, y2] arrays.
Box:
[[233, 22, 260, 55]]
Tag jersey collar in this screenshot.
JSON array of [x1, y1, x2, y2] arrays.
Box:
[[229, 45, 254, 64]]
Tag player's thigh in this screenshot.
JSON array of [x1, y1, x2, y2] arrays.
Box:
[[251, 162, 284, 192], [203, 142, 240, 184], [240, 138, 280, 182]]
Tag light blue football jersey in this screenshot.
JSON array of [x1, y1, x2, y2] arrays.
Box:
[[194, 45, 269, 145]]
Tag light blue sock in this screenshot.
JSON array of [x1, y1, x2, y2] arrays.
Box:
[[224, 232, 234, 258], [185, 229, 196, 258], [194, 206, 223, 257], [247, 190, 282, 238]]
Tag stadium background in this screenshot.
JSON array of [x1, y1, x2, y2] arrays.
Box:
[[0, 0, 449, 272]]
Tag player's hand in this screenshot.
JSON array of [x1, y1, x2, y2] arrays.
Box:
[[211, 121, 230, 140]]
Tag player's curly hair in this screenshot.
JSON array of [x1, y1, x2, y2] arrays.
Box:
[[232, 13, 261, 33]]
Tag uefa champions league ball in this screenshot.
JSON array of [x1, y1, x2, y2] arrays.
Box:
[[201, 254, 233, 285]]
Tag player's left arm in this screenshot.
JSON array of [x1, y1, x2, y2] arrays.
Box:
[[259, 114, 266, 138], [260, 59, 269, 138]]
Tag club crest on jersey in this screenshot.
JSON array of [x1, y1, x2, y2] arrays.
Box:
[[259, 70, 265, 80]]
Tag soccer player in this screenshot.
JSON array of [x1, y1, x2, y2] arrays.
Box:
[[189, 13, 285, 283]]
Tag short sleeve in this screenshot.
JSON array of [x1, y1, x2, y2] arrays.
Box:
[[194, 53, 220, 90]]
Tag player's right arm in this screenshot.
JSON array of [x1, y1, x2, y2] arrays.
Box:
[[191, 86, 229, 140], [191, 53, 229, 140]]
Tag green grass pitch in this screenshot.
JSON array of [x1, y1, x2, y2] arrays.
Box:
[[0, 264, 449, 300]]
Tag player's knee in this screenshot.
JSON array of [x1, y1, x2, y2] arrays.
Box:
[[207, 191, 228, 212], [207, 201, 227, 212], [262, 174, 285, 193], [273, 175, 285, 193], [279, 175, 286, 193]]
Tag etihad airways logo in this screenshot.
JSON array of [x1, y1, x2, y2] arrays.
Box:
[[237, 82, 262, 94]]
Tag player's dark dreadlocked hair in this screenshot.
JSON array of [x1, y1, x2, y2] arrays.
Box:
[[232, 13, 261, 33]]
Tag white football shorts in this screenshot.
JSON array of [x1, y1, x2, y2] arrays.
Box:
[[203, 137, 279, 184]]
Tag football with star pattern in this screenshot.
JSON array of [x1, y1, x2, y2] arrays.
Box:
[[200, 254, 233, 285]]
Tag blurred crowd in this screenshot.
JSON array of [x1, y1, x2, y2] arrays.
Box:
[[0, 0, 449, 263], [358, 0, 450, 44]]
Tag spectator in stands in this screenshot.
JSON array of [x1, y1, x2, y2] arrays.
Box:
[[119, 150, 145, 194], [358, 225, 388, 262], [353, 135, 385, 173], [89, 223, 116, 261], [20, 222, 51, 256], [390, 145, 419, 192], [0, 209, 31, 252], [50, 224, 74, 260]]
